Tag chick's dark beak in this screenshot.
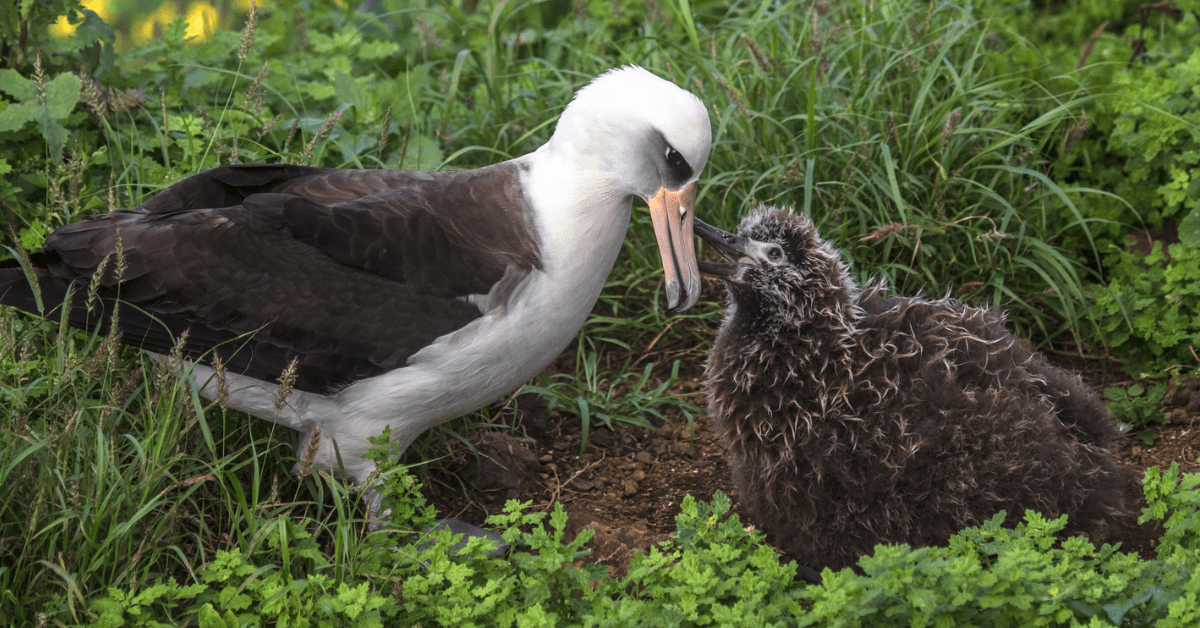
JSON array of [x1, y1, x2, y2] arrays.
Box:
[[695, 218, 754, 279]]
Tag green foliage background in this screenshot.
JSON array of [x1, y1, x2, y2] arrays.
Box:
[[2, 0, 1200, 625]]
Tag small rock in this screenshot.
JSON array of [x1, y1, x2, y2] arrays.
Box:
[[552, 440, 568, 450], [635, 451, 653, 464], [649, 438, 668, 455], [623, 479, 639, 496], [545, 463, 557, 473], [469, 431, 544, 502], [1168, 408, 1190, 425], [538, 454, 553, 463], [630, 470, 646, 482], [590, 431, 616, 448], [1170, 376, 1199, 407], [571, 477, 596, 491]]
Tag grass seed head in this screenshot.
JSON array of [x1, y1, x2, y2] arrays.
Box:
[[1064, 109, 1089, 155], [713, 73, 748, 119], [274, 357, 299, 414], [113, 230, 127, 285], [1077, 22, 1108, 69], [414, 14, 442, 54], [160, 87, 168, 142], [298, 425, 321, 479], [740, 34, 777, 76], [105, 364, 144, 422], [941, 110, 962, 152], [210, 353, 228, 410], [105, 169, 116, 213], [294, 8, 309, 52], [378, 106, 392, 160], [80, 75, 108, 122], [282, 119, 300, 159], [153, 329, 189, 396], [86, 253, 111, 311], [238, 3, 258, 61], [257, 112, 283, 141], [300, 108, 346, 164], [244, 61, 268, 116]]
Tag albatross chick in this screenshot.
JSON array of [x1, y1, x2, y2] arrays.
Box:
[[695, 206, 1138, 572]]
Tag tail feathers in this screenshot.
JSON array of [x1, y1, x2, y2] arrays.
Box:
[[2, 259, 211, 354], [0, 259, 49, 316], [2, 258, 305, 389]]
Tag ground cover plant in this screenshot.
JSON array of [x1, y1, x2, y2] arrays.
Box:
[[2, 0, 1199, 625]]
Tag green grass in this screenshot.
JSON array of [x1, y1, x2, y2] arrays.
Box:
[[0, 0, 1179, 624]]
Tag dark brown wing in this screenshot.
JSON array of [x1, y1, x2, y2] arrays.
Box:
[[0, 163, 542, 393]]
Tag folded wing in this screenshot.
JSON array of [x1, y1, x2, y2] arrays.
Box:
[[1, 163, 542, 393]]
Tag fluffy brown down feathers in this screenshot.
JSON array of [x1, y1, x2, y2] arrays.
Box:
[[699, 206, 1139, 571]]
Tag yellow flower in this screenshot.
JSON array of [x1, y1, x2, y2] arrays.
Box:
[[132, 3, 179, 45], [48, 0, 116, 39], [184, 2, 219, 42], [234, 0, 271, 11]]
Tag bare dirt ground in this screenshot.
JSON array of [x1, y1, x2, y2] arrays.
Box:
[[417, 322, 1200, 577]]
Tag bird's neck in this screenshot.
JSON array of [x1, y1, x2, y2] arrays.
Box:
[[519, 148, 634, 297]]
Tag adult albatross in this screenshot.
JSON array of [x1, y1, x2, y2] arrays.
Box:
[[0, 66, 712, 515]]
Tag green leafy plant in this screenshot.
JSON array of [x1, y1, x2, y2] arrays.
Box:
[[1105, 381, 1169, 443], [1093, 241, 1200, 378], [596, 491, 805, 625], [0, 61, 82, 163], [1022, 3, 1200, 258], [91, 537, 399, 628], [1141, 462, 1200, 560], [1080, 8, 1200, 234], [75, 462, 1200, 628]]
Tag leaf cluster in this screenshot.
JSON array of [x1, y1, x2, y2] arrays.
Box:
[[1049, 5, 1200, 250], [1092, 241, 1200, 377], [1140, 462, 1200, 559], [86, 453, 1200, 628], [1104, 381, 1169, 444], [976, 0, 1200, 370]]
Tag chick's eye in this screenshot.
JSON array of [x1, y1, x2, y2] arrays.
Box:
[[768, 247, 784, 262], [665, 147, 684, 166]]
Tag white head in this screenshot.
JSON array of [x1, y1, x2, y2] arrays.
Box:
[[549, 66, 712, 311]]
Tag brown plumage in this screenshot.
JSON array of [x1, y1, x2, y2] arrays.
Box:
[[0, 163, 541, 393], [696, 206, 1139, 572]]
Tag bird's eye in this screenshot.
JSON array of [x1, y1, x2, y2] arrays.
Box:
[[767, 247, 784, 263], [665, 147, 684, 167]]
